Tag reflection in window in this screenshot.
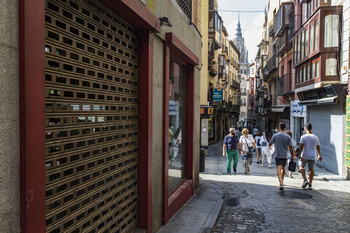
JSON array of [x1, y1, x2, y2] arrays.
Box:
[[311, 62, 315, 79], [310, 24, 314, 52], [168, 60, 186, 193], [316, 60, 320, 77], [315, 19, 319, 50], [326, 58, 337, 75], [324, 15, 339, 48]]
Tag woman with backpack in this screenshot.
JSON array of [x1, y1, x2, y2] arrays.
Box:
[[261, 130, 273, 168], [255, 132, 263, 164]]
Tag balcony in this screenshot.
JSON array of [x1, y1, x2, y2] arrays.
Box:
[[247, 109, 257, 120], [230, 79, 240, 89], [176, 0, 192, 21], [289, 14, 302, 39], [263, 97, 272, 109], [268, 20, 274, 37], [276, 74, 292, 95], [276, 31, 292, 55], [274, 2, 293, 37], [263, 55, 277, 79], [209, 0, 217, 11], [209, 60, 218, 77]]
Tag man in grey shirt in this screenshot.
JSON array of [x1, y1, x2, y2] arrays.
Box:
[[269, 122, 293, 190]]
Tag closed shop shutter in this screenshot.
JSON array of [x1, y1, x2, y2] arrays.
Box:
[[44, 0, 139, 232], [309, 104, 344, 174]]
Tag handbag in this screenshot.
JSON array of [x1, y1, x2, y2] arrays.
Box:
[[243, 136, 254, 154], [262, 135, 267, 147], [288, 160, 296, 172]]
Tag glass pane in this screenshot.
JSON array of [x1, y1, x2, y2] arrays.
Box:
[[316, 61, 320, 77], [310, 24, 314, 52], [326, 58, 337, 75], [168, 60, 186, 193], [324, 15, 339, 48], [305, 29, 309, 56], [315, 19, 319, 50]]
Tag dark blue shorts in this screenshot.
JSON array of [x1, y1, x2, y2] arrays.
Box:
[[275, 158, 287, 167]]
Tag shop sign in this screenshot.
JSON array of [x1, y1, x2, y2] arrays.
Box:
[[346, 96, 350, 168], [291, 105, 304, 115], [213, 87, 223, 101]]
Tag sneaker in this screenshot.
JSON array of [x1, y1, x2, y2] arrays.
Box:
[[302, 180, 309, 188], [233, 168, 237, 175], [279, 184, 284, 190], [307, 185, 312, 190], [228, 172, 231, 175], [269, 166, 272, 169]]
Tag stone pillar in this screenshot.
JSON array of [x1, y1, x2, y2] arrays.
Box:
[[0, 0, 20, 232]]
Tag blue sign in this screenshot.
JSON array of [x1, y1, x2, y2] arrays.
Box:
[[213, 87, 223, 101]]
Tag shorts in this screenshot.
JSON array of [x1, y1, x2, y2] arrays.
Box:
[[257, 148, 261, 153], [275, 158, 288, 167], [299, 159, 316, 169]]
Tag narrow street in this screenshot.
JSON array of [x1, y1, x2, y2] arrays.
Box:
[[157, 141, 350, 233]]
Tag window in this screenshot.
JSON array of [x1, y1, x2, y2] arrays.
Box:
[[168, 60, 187, 193], [325, 58, 337, 75], [316, 60, 320, 77], [305, 29, 309, 56], [315, 19, 319, 50], [303, 66, 306, 82], [310, 23, 314, 52], [296, 69, 299, 84], [175, 0, 192, 20], [311, 62, 315, 79], [301, 30, 305, 59], [324, 14, 339, 48], [297, 34, 301, 62], [306, 63, 310, 81]]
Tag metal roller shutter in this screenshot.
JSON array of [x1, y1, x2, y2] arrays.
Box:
[[44, 0, 139, 232]]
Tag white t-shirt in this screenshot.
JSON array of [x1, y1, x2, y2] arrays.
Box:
[[300, 134, 320, 160], [255, 136, 263, 148], [240, 135, 254, 152]]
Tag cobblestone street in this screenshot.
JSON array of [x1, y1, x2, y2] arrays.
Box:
[[204, 141, 350, 233]]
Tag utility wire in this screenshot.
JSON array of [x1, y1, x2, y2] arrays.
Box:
[[218, 10, 265, 13]]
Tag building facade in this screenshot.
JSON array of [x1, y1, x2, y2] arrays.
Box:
[[1, 0, 202, 232], [293, 0, 348, 177]]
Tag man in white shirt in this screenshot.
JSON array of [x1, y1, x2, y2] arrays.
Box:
[[299, 122, 322, 190]]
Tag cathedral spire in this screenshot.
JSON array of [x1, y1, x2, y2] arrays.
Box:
[[235, 14, 243, 39]]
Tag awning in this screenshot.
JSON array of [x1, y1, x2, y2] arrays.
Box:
[[299, 96, 338, 106]]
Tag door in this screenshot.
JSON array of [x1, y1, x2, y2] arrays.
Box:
[[44, 0, 139, 232]]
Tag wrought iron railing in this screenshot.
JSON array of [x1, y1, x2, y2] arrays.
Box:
[[176, 0, 192, 21]]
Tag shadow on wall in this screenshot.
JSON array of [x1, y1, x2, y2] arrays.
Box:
[[309, 104, 342, 176]]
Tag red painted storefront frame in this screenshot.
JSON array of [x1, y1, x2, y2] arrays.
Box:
[[162, 33, 198, 224], [19, 0, 160, 232]]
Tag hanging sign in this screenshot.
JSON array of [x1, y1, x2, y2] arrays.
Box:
[[213, 87, 223, 101]]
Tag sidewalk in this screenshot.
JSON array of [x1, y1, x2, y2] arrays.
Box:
[[156, 141, 350, 233]]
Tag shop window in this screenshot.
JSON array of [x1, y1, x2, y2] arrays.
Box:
[[168, 60, 187, 193], [325, 58, 337, 75], [324, 14, 339, 48]]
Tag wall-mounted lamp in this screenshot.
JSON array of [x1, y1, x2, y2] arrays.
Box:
[[159, 17, 172, 27]]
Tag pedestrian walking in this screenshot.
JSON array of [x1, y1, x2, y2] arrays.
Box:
[[255, 132, 263, 164], [286, 130, 297, 178], [223, 128, 240, 175], [239, 128, 258, 174], [253, 126, 258, 138], [261, 130, 273, 168], [268, 122, 293, 190], [298, 123, 322, 190]]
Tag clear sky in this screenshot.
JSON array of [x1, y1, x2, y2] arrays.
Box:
[[218, 0, 268, 63]]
